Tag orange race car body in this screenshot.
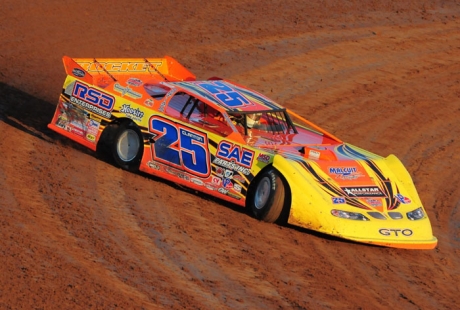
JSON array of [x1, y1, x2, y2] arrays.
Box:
[[48, 56, 437, 249]]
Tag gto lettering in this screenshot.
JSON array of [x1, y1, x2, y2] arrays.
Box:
[[216, 141, 254, 168], [379, 228, 413, 237]]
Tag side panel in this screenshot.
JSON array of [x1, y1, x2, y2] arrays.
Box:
[[48, 75, 155, 150], [48, 76, 115, 151], [139, 115, 275, 207], [48, 75, 276, 207]]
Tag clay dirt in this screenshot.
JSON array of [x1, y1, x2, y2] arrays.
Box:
[[1, 1, 460, 309]]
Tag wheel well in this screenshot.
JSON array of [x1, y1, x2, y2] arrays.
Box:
[[96, 118, 143, 161], [246, 164, 292, 225], [97, 118, 134, 148]]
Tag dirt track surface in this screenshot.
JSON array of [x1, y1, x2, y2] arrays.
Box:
[[1, 1, 460, 309]]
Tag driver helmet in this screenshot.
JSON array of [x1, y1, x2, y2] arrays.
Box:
[[246, 113, 261, 128]]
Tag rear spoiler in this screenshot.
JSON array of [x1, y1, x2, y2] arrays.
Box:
[[62, 55, 196, 85]]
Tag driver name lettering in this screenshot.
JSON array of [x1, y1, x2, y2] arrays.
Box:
[[181, 129, 204, 142]]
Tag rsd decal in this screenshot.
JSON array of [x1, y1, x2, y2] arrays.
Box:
[[71, 81, 115, 118]]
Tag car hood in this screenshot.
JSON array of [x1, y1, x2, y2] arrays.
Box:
[[269, 142, 417, 215], [266, 142, 436, 249]]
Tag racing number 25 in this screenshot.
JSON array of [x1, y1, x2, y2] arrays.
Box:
[[149, 116, 210, 178]]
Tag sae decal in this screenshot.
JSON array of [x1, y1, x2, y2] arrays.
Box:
[[216, 141, 254, 168]]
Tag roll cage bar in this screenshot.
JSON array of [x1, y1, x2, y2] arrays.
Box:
[[228, 109, 298, 135]]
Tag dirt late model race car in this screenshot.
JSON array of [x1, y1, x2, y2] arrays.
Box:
[[48, 55, 437, 249]]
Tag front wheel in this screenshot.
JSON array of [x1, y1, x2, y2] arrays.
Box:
[[111, 122, 143, 171], [249, 168, 286, 223]]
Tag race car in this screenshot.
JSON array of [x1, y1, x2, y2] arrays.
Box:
[[48, 55, 437, 249]]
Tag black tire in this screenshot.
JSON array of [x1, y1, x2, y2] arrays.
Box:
[[96, 123, 119, 161], [111, 121, 143, 171], [249, 168, 286, 223]]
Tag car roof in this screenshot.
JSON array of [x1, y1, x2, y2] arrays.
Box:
[[166, 80, 284, 112]]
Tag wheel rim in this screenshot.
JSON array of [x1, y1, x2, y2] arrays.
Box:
[[117, 129, 140, 162], [254, 176, 271, 210]]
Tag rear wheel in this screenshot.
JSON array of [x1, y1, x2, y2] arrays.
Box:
[[249, 168, 286, 223], [111, 122, 143, 171]]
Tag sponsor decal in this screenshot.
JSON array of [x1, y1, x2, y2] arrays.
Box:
[[310, 145, 327, 150], [85, 119, 100, 142], [147, 161, 160, 170], [55, 112, 68, 128], [70, 126, 84, 136], [223, 178, 233, 189], [165, 167, 177, 175], [79, 61, 162, 73], [120, 104, 144, 121], [233, 174, 246, 183], [218, 187, 229, 195], [71, 81, 115, 118], [70, 97, 112, 119], [165, 166, 190, 181], [90, 114, 102, 122], [72, 68, 85, 77], [365, 198, 383, 207], [226, 191, 242, 200], [342, 186, 386, 198], [216, 141, 254, 168], [379, 228, 413, 237], [215, 167, 224, 177], [395, 193, 411, 204], [114, 82, 142, 99], [257, 153, 270, 163], [177, 173, 190, 181], [308, 149, 320, 160], [332, 197, 346, 204], [158, 101, 166, 112], [205, 184, 216, 191], [211, 176, 222, 186], [191, 178, 204, 186], [86, 134, 96, 142], [144, 98, 154, 107], [224, 170, 234, 179], [127, 78, 143, 87], [328, 167, 363, 180], [213, 157, 251, 175], [233, 183, 242, 193]]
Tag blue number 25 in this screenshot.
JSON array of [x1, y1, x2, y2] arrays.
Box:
[[149, 116, 210, 177]]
